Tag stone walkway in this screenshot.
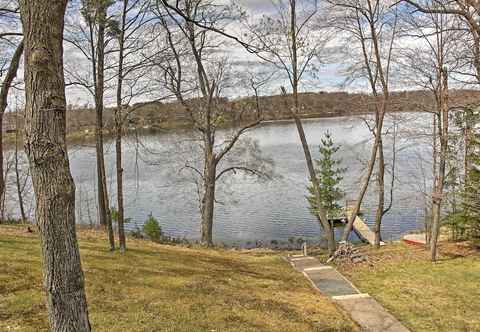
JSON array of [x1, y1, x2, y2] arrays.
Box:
[[286, 255, 410, 332]]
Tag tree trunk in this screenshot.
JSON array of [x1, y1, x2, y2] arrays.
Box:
[[341, 99, 386, 242], [374, 138, 385, 248], [201, 159, 216, 246], [292, 114, 335, 255], [427, 112, 439, 247], [341, 4, 391, 244], [431, 193, 442, 260], [115, 0, 128, 252], [431, 69, 449, 262], [94, 2, 114, 250], [289, 0, 335, 255], [0, 114, 4, 221], [0, 39, 24, 223], [15, 113, 26, 222], [115, 112, 125, 252], [0, 159, 7, 220], [341, 134, 379, 242], [317, 215, 335, 252], [20, 0, 91, 330]]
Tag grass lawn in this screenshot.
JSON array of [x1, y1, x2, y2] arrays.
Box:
[[336, 242, 480, 332], [0, 225, 356, 332]]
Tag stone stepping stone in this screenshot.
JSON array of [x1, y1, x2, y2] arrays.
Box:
[[305, 267, 359, 297], [287, 256, 322, 272], [333, 294, 410, 332]]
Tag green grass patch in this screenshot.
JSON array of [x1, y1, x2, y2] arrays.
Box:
[[0, 226, 356, 331]]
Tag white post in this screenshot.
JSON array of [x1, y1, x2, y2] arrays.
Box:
[[303, 242, 308, 256]]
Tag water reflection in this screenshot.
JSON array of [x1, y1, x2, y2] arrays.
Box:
[[10, 114, 433, 245]]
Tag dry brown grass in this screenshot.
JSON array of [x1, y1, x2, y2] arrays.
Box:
[[0, 225, 357, 332]]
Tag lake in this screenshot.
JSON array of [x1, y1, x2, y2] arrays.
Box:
[[7, 113, 433, 246]]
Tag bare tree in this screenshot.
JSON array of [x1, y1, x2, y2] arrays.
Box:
[[242, 0, 338, 254], [65, 0, 116, 249], [398, 3, 462, 260], [19, 0, 91, 329], [153, 0, 267, 246], [112, 0, 157, 251], [327, 0, 398, 247], [90, 0, 114, 248], [430, 70, 450, 261], [239, 69, 278, 120], [115, 0, 128, 252], [402, 0, 480, 84], [0, 1, 22, 222], [156, 0, 338, 253]]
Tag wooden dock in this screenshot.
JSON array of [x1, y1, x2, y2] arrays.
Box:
[[345, 201, 385, 246], [329, 201, 386, 245], [351, 212, 384, 245]]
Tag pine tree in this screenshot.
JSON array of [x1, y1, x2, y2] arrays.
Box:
[[307, 131, 346, 220], [446, 105, 480, 244], [460, 106, 480, 243]]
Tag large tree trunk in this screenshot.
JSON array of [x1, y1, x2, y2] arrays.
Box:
[[94, 2, 114, 250], [0, 39, 24, 222], [316, 215, 335, 251], [201, 158, 216, 246], [20, 0, 91, 330]]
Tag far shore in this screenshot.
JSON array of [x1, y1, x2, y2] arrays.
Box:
[[3, 88, 480, 148]]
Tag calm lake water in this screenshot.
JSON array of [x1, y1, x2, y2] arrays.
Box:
[[7, 113, 433, 245]]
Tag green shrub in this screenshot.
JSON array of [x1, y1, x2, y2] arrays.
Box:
[[143, 213, 162, 241]]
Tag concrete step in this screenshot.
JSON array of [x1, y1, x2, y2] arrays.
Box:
[[305, 268, 359, 297], [333, 294, 410, 332]]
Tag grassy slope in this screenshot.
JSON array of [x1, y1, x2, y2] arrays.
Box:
[[338, 243, 480, 332], [0, 226, 356, 332]]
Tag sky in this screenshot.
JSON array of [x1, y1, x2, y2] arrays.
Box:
[[221, 0, 350, 96], [61, 0, 358, 107], [1, 0, 470, 109]]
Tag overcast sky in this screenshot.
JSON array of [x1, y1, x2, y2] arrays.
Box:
[[2, 0, 451, 109], [59, 0, 360, 108]]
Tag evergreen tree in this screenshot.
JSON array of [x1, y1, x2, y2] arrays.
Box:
[[445, 105, 480, 244], [307, 131, 346, 220], [460, 106, 480, 243]]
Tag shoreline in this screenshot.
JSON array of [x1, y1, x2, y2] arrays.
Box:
[[6, 106, 427, 147], [3, 110, 372, 148], [4, 88, 479, 147]]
